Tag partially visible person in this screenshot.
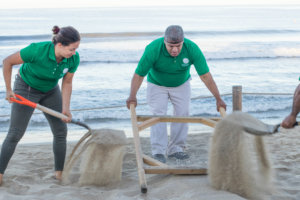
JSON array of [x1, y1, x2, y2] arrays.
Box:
[[126, 25, 226, 163], [281, 80, 300, 128], [0, 25, 80, 185]]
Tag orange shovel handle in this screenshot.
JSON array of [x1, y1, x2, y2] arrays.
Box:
[[10, 94, 37, 108]]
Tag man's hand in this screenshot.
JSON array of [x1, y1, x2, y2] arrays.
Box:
[[126, 96, 137, 109], [216, 98, 227, 112], [281, 114, 297, 129]]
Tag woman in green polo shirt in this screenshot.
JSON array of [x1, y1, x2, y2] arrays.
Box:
[[0, 26, 80, 184]]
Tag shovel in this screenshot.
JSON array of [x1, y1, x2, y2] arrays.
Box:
[[10, 94, 91, 131], [10, 94, 94, 160], [242, 121, 299, 135], [219, 107, 299, 136]]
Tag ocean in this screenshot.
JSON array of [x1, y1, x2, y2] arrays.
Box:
[[0, 5, 300, 142]]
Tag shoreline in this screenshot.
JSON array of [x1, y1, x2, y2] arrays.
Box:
[[0, 122, 215, 144]]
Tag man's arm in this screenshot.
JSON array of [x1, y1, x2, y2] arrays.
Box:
[[126, 73, 145, 109], [199, 72, 226, 111], [281, 84, 300, 128]]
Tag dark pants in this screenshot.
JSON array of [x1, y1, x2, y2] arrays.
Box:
[[0, 75, 67, 174]]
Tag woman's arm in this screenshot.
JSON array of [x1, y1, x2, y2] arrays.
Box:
[[3, 51, 24, 102], [61, 72, 74, 122]]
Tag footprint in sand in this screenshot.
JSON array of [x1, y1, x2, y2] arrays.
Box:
[[7, 180, 30, 195]]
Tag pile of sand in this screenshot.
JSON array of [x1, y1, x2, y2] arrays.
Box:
[[62, 129, 127, 186]]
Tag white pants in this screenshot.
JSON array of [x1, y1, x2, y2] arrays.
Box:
[[147, 80, 191, 155]]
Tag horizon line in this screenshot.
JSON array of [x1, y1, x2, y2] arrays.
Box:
[[1, 4, 300, 10]]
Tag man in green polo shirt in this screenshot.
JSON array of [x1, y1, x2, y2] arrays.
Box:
[[126, 25, 226, 163], [281, 77, 300, 128]]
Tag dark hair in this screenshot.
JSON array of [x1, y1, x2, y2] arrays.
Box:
[[52, 25, 80, 46], [164, 25, 184, 44]]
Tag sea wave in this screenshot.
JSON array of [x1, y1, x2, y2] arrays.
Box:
[[1, 29, 300, 41], [0, 55, 299, 69], [79, 60, 138, 65], [77, 55, 300, 66], [206, 55, 300, 61], [0, 34, 51, 41], [0, 103, 292, 123]]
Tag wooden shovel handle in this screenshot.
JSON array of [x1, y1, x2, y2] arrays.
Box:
[[37, 104, 91, 130], [219, 107, 226, 117], [36, 104, 69, 120]]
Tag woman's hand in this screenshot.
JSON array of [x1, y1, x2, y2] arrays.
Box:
[[5, 90, 16, 103], [62, 109, 72, 123]]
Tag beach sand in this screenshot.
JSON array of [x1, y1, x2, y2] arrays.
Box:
[[0, 126, 299, 200]]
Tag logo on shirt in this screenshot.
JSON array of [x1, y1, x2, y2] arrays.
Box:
[[181, 58, 190, 67], [183, 58, 189, 64]]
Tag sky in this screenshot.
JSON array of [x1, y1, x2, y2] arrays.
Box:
[[1, 0, 300, 9]]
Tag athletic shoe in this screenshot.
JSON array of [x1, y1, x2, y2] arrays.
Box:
[[153, 154, 166, 163], [168, 152, 189, 160]]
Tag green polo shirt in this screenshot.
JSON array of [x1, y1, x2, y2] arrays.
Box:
[[135, 37, 209, 87], [19, 41, 80, 92]]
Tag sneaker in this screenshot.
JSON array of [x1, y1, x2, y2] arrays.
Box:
[[168, 152, 189, 160], [153, 154, 166, 163]]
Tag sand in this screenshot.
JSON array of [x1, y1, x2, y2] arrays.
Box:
[[209, 112, 274, 200], [0, 125, 299, 200]]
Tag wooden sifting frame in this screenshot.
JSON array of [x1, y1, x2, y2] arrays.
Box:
[[129, 104, 224, 193]]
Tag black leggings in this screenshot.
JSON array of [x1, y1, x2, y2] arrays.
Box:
[[0, 75, 67, 174]]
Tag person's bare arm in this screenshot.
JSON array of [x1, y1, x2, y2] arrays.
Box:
[[3, 51, 24, 102], [126, 73, 145, 109], [199, 72, 226, 111], [61, 72, 74, 122], [281, 84, 300, 128]]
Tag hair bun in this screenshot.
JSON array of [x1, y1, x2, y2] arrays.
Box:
[[52, 26, 60, 34]]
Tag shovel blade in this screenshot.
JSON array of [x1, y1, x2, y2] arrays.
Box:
[[243, 124, 280, 136]]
